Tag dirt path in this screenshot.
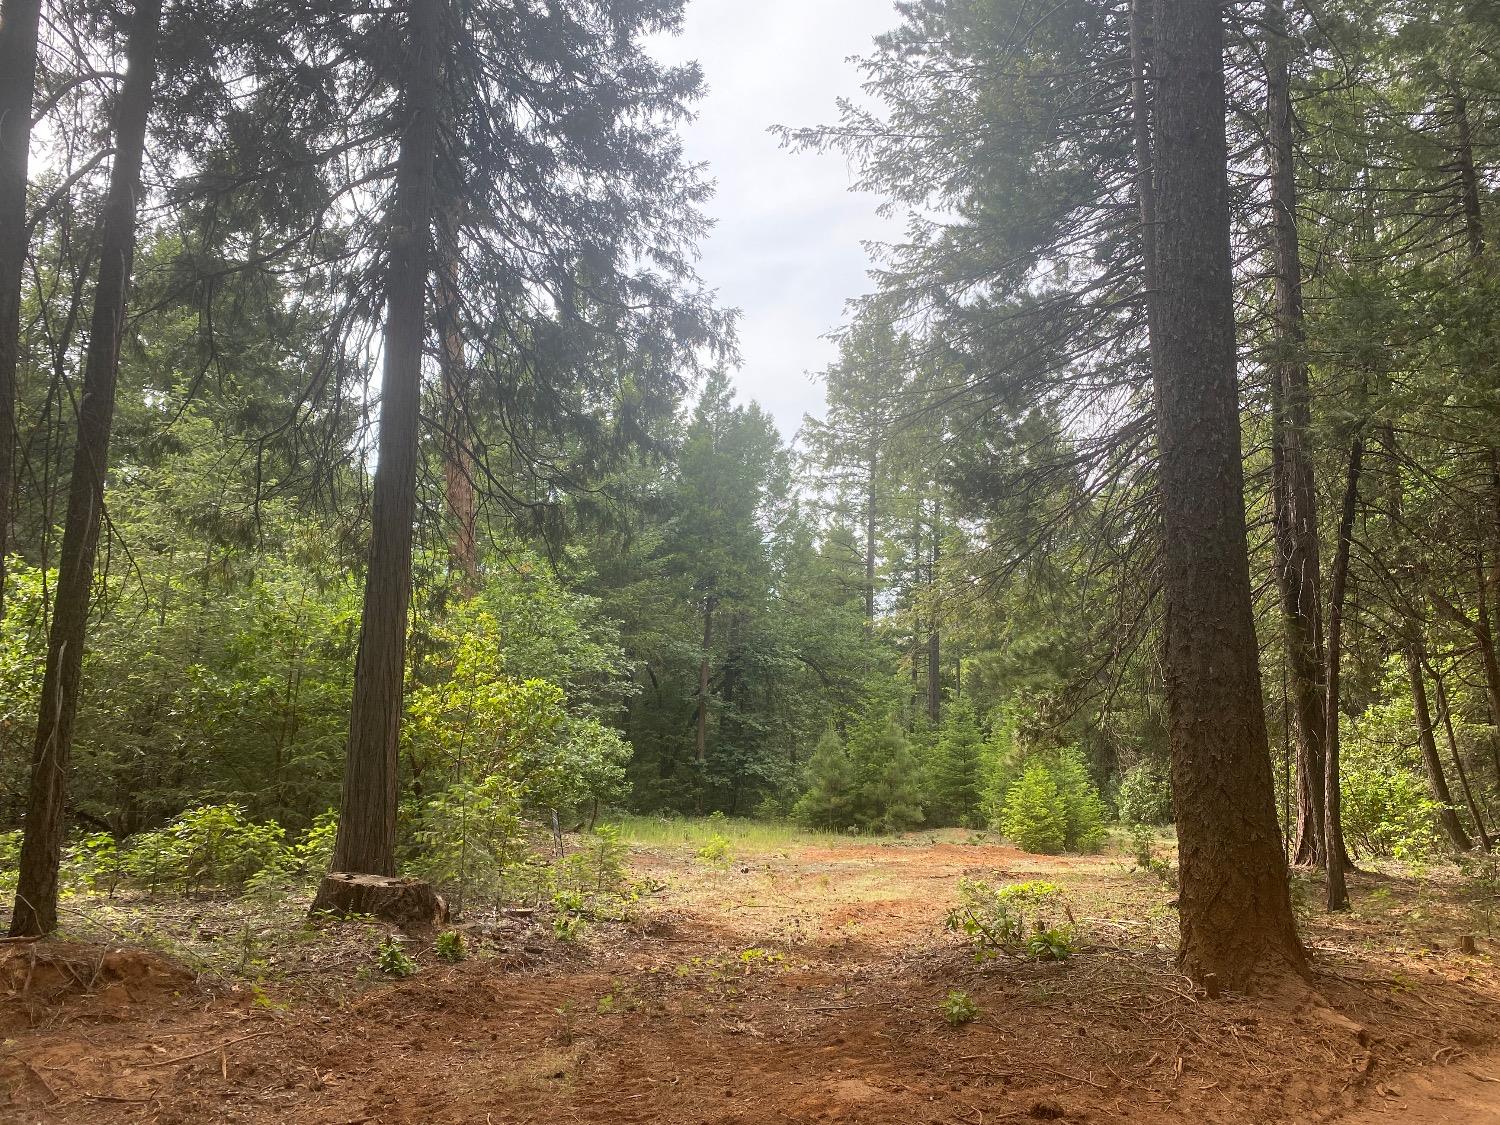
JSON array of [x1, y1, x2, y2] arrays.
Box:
[[1333, 1049, 1500, 1124], [4, 835, 1500, 1123]]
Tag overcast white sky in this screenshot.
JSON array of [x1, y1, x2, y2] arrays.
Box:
[[651, 0, 903, 440]]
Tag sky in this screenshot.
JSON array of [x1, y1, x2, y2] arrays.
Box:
[[650, 0, 904, 441]]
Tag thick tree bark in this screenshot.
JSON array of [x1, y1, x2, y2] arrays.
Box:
[[1405, 649, 1471, 850], [332, 0, 443, 877], [1431, 663, 1491, 851], [1150, 0, 1305, 987], [9, 0, 163, 936], [1266, 0, 1329, 870], [437, 204, 477, 591], [0, 0, 43, 618], [1323, 437, 1361, 911], [1453, 85, 1485, 260]]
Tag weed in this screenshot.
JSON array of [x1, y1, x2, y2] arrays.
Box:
[[946, 879, 1078, 961], [376, 938, 417, 977], [435, 930, 466, 963], [942, 989, 979, 1026], [1026, 927, 1074, 962]]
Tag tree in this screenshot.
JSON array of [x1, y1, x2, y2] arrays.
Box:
[[0, 0, 43, 617], [10, 0, 165, 936], [329, 0, 444, 878], [1150, 0, 1305, 985], [925, 698, 984, 826]]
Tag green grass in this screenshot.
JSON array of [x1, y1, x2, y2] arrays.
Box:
[[603, 814, 872, 853]]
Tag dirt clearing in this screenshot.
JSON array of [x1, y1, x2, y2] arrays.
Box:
[[4, 830, 1499, 1123]]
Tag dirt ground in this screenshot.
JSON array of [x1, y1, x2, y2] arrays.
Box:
[[4, 831, 1500, 1123]]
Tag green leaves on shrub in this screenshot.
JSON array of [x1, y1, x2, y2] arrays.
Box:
[[946, 879, 1077, 962]]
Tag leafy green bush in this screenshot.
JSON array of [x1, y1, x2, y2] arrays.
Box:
[[411, 776, 528, 913], [946, 878, 1076, 961], [1117, 761, 1174, 826], [1341, 758, 1443, 860], [695, 833, 734, 869], [0, 829, 19, 899]]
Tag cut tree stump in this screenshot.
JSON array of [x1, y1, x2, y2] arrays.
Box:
[[309, 873, 449, 931]]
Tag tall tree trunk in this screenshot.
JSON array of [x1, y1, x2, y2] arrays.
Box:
[[695, 596, 714, 763], [864, 447, 877, 624], [1266, 0, 1329, 870], [437, 205, 477, 590], [1128, 0, 1159, 346], [1453, 84, 1485, 261], [0, 0, 43, 619], [927, 500, 940, 724], [9, 0, 163, 936], [331, 0, 443, 877], [1151, 0, 1305, 987], [1431, 662, 1491, 851], [1323, 437, 1361, 911], [1406, 649, 1472, 851]]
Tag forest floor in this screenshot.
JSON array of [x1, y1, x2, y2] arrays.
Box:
[[4, 825, 1500, 1123]]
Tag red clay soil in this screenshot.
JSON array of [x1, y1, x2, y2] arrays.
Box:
[[3, 837, 1499, 1123]]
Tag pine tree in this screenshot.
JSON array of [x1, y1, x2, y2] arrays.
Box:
[[792, 730, 859, 830], [925, 699, 984, 827]]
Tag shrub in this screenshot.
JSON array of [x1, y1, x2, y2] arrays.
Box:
[[1053, 749, 1107, 853], [560, 825, 630, 896], [1117, 761, 1174, 826], [1001, 763, 1067, 853], [946, 878, 1076, 961], [1341, 754, 1443, 860], [411, 775, 528, 913], [695, 833, 734, 869], [0, 830, 19, 898]]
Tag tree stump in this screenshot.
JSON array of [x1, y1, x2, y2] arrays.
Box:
[[309, 873, 449, 931]]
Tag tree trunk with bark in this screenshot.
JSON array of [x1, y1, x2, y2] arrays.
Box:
[[1432, 663, 1491, 851], [696, 596, 714, 762], [1406, 649, 1472, 851], [437, 205, 477, 591], [1150, 0, 1306, 987], [1266, 0, 1329, 870], [927, 501, 941, 724], [331, 0, 443, 877], [1323, 437, 1361, 911], [9, 0, 163, 936], [0, 0, 43, 620], [864, 448, 877, 625]]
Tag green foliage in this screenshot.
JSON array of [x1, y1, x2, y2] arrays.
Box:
[[435, 931, 466, 963], [1026, 927, 1074, 962], [997, 749, 1107, 854], [1000, 763, 1067, 854], [694, 833, 734, 869], [946, 879, 1075, 961], [941, 989, 979, 1026], [377, 938, 418, 978], [1117, 761, 1173, 826], [410, 776, 527, 912], [559, 826, 631, 898], [792, 730, 861, 830], [0, 829, 19, 899], [924, 700, 986, 827], [1341, 689, 1446, 860], [1128, 825, 1177, 888]]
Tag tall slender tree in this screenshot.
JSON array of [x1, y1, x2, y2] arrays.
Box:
[[10, 0, 165, 936], [0, 0, 43, 618], [1151, 0, 1305, 986], [331, 0, 444, 877]]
